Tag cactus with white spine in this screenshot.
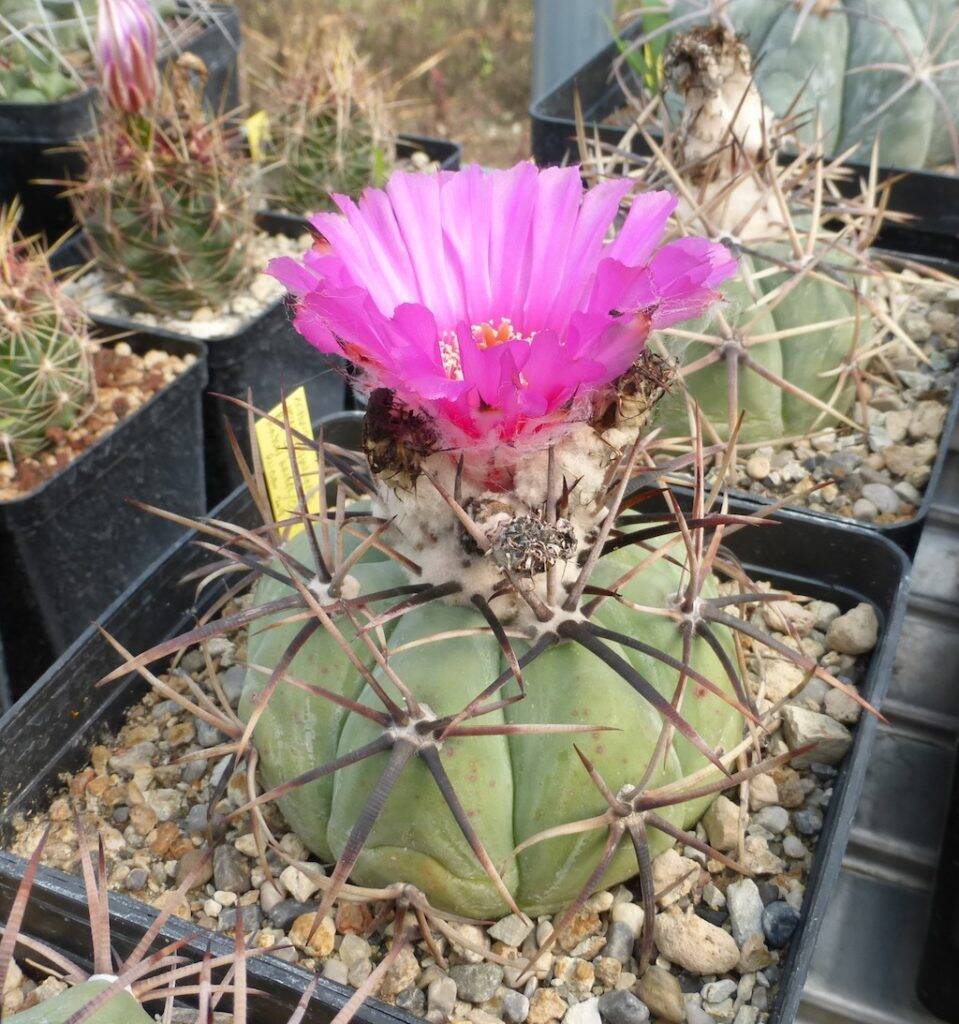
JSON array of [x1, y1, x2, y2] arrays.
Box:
[[0, 202, 95, 465]]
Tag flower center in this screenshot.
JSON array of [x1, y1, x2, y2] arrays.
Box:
[[439, 318, 534, 381], [474, 317, 523, 349]]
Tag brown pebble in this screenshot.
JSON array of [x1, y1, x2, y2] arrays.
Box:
[[129, 804, 158, 837], [336, 901, 374, 935], [150, 821, 181, 857], [527, 988, 567, 1024], [85, 776, 110, 799], [554, 906, 601, 952], [175, 849, 213, 888], [289, 913, 335, 957]]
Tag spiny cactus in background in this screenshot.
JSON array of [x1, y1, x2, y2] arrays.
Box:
[[1, 824, 316, 1023], [0, 203, 95, 464], [582, 23, 929, 447], [68, 0, 255, 316], [639, 0, 959, 170], [259, 26, 394, 215], [102, 165, 870, 974]]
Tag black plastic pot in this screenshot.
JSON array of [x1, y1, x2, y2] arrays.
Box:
[[56, 213, 350, 507], [530, 24, 959, 263], [0, 411, 911, 1024], [0, 332, 206, 706], [0, 2, 241, 242]]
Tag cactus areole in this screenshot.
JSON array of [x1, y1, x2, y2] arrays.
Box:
[[233, 162, 758, 920]]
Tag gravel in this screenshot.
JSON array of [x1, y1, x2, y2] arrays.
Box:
[[5, 575, 874, 1024]]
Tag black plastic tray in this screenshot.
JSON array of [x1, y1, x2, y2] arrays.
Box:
[[0, 331, 207, 706], [530, 25, 959, 263], [0, 411, 911, 1024], [918, 737, 959, 1021], [0, 2, 241, 241]]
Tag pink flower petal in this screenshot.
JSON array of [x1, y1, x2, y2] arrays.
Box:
[[272, 162, 739, 448]]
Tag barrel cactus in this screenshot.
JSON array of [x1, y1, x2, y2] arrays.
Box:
[[103, 164, 865, 976], [261, 27, 393, 215], [655, 0, 959, 170], [0, 202, 95, 464], [71, 0, 256, 317]]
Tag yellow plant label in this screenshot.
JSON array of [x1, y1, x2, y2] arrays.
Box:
[[254, 387, 319, 540], [243, 109, 271, 163]]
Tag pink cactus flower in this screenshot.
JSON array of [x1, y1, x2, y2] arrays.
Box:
[[270, 162, 737, 447], [97, 0, 158, 115]]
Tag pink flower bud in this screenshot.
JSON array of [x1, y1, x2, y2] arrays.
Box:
[[97, 0, 159, 115]]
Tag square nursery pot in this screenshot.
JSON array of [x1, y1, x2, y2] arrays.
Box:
[[530, 22, 959, 264], [0, 412, 911, 1024], [0, 1, 241, 242], [0, 332, 207, 709], [531, 51, 959, 559], [56, 212, 352, 508]]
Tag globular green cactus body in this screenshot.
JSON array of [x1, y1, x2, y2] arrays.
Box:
[[654, 246, 858, 443], [0, 208, 94, 462], [82, 163, 255, 315], [6, 978, 151, 1024], [241, 531, 740, 919], [0, 45, 76, 102], [669, 0, 959, 169], [75, 59, 256, 318]]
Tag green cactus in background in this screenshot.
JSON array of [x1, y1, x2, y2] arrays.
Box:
[[0, 202, 95, 464], [590, 25, 886, 444], [257, 24, 394, 214], [656, 0, 959, 171], [72, 53, 257, 316], [0, 43, 78, 102]]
